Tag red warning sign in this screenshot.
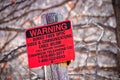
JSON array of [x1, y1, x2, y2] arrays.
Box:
[[25, 20, 75, 68]]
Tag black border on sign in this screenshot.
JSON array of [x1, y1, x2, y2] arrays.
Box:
[[25, 20, 71, 33], [25, 20, 72, 38]]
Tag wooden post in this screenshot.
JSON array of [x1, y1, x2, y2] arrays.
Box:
[[112, 0, 120, 74], [41, 13, 69, 80]]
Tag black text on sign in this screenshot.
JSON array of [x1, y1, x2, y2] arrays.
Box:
[[25, 20, 75, 68]]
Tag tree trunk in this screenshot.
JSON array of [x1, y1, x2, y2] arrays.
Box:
[[112, 0, 120, 74]]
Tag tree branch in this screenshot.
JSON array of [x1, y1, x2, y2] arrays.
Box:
[[0, 0, 26, 12], [0, 33, 18, 53], [0, 44, 26, 63], [0, 0, 36, 21], [66, 0, 79, 19], [0, 27, 25, 32], [0, 0, 72, 24], [0, 23, 115, 32]]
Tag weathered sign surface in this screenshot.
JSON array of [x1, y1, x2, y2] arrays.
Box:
[[25, 20, 75, 68]]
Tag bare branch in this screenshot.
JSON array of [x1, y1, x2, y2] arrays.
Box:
[[66, 0, 79, 19], [71, 13, 114, 20], [0, 0, 26, 12], [0, 33, 18, 53], [73, 66, 118, 72], [0, 27, 25, 32], [0, 0, 36, 21], [0, 0, 72, 24], [0, 23, 115, 33], [69, 72, 115, 80], [73, 23, 115, 32], [0, 44, 26, 63]]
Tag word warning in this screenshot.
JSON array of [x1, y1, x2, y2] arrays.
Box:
[[25, 20, 75, 68]]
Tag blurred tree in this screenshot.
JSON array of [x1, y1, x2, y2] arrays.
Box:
[[112, 0, 120, 76], [0, 0, 119, 80]]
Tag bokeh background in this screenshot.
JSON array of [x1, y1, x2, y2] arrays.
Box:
[[0, 0, 119, 80]]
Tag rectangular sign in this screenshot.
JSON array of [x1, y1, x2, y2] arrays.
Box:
[[25, 20, 75, 68]]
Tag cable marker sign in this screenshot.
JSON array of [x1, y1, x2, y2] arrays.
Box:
[[25, 20, 75, 68]]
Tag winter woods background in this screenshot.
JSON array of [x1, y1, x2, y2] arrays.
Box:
[[0, 0, 119, 80]]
